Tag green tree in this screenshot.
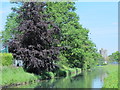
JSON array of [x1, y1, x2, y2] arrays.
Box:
[[3, 2, 101, 70], [2, 13, 20, 43], [45, 2, 100, 70], [109, 51, 119, 62]]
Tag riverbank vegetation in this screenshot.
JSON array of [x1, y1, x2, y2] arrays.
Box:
[[0, 53, 13, 66], [108, 51, 120, 63], [2, 2, 102, 71], [1, 65, 81, 86], [1, 2, 104, 87], [102, 64, 118, 88], [1, 66, 41, 86]]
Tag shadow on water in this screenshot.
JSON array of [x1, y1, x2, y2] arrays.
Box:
[[13, 67, 108, 88]]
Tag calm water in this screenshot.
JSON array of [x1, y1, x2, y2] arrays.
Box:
[[13, 67, 107, 88]]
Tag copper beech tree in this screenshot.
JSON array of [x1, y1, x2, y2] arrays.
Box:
[[8, 2, 61, 74]]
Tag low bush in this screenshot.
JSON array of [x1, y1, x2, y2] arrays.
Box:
[[55, 69, 69, 77], [68, 68, 76, 77], [55, 63, 81, 77], [76, 68, 81, 74], [102, 65, 118, 88], [44, 72, 54, 79], [0, 53, 13, 66]]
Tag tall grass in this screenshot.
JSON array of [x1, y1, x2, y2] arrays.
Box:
[[102, 64, 118, 88], [1, 66, 41, 86], [1, 65, 81, 87]]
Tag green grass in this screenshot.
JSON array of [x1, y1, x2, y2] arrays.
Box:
[[102, 64, 118, 88], [1, 63, 82, 87], [1, 66, 41, 86]]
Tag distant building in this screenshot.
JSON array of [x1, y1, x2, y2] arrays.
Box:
[[99, 48, 108, 64], [99, 48, 107, 59]]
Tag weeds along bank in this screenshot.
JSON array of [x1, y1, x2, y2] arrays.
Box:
[[0, 53, 40, 86], [0, 53, 81, 87], [1, 66, 40, 86], [1, 66, 81, 87], [102, 64, 118, 88]]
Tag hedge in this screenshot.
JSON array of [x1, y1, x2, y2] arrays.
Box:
[[0, 53, 13, 66], [57, 69, 69, 77], [44, 72, 54, 79], [55, 68, 81, 77], [68, 68, 76, 77], [76, 68, 81, 75]]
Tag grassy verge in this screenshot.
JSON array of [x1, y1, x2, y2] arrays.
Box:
[[102, 64, 118, 88], [1, 65, 81, 87], [1, 66, 41, 86]]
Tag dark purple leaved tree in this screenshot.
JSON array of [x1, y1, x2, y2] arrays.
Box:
[[9, 2, 61, 74]]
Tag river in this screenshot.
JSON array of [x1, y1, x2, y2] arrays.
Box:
[[12, 67, 108, 88]]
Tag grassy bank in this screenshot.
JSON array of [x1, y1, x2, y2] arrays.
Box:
[[102, 64, 118, 88], [1, 66, 41, 86], [1, 65, 81, 87]]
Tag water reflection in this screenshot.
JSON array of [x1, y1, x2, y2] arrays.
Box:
[[14, 67, 107, 88]]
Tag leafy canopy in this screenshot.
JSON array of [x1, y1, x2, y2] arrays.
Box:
[[8, 2, 61, 74]]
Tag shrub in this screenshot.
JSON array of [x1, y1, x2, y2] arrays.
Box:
[[76, 68, 81, 74], [41, 72, 55, 79], [0, 53, 13, 66], [68, 68, 76, 76], [56, 69, 69, 77], [45, 72, 54, 79]]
